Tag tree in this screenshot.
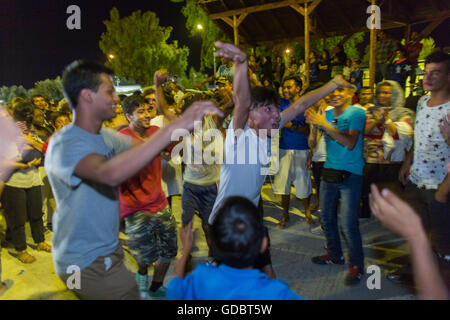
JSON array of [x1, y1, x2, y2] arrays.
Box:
[[311, 32, 365, 60], [0, 85, 29, 103], [178, 67, 208, 89], [28, 77, 64, 102], [99, 8, 190, 86], [171, 0, 230, 71]]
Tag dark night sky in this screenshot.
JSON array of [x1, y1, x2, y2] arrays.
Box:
[[1, 1, 449, 89], [0, 0, 202, 89]]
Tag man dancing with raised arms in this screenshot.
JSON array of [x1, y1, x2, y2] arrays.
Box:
[[45, 60, 222, 300], [208, 42, 353, 279]]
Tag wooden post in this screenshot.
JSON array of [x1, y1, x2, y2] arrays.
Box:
[[233, 15, 239, 46], [304, 3, 310, 85], [369, 0, 377, 89]]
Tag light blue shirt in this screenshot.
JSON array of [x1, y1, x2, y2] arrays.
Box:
[[324, 106, 366, 175], [167, 263, 303, 300], [45, 124, 132, 275]]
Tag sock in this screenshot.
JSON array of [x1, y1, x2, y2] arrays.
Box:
[[150, 281, 163, 292]]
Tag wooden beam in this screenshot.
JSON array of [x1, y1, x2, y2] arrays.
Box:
[[209, 0, 310, 20], [308, 0, 322, 14], [417, 11, 450, 39], [304, 3, 310, 85], [369, 0, 377, 89]]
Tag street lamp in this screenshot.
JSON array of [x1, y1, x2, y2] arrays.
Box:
[[285, 49, 291, 54], [197, 24, 203, 31], [108, 54, 115, 60]]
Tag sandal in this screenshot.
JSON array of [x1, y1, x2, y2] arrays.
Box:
[[17, 250, 36, 263], [37, 242, 52, 252]]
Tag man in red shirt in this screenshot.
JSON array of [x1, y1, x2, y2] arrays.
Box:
[[118, 94, 177, 300]]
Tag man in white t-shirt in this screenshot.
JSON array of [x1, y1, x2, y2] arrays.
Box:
[[399, 51, 450, 287], [208, 42, 353, 279]]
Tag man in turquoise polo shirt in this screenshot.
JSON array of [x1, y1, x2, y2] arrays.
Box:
[[306, 86, 366, 286]]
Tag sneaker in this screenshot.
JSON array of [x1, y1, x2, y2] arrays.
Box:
[[345, 265, 364, 286], [136, 272, 149, 298], [148, 286, 167, 300], [310, 225, 324, 235], [311, 254, 344, 265]]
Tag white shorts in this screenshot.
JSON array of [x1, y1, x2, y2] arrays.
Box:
[[272, 149, 312, 199]]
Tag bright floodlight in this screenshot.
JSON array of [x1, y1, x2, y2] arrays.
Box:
[[197, 24, 203, 30], [109, 54, 115, 59], [285, 49, 291, 54]]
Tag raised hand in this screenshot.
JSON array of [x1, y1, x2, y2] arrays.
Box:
[[305, 108, 327, 128], [214, 41, 247, 65], [369, 185, 422, 241], [154, 69, 169, 87]]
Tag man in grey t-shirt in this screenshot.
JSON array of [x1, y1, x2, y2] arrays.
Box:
[[45, 60, 222, 300]]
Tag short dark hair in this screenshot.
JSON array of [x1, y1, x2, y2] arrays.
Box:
[[425, 51, 450, 73], [13, 100, 34, 123], [122, 94, 148, 115], [250, 86, 280, 109], [142, 88, 155, 97], [62, 60, 114, 109], [211, 196, 265, 268], [282, 75, 303, 89]]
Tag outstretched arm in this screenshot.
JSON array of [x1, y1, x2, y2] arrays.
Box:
[[214, 41, 250, 132], [74, 101, 223, 187], [171, 221, 195, 279], [281, 76, 352, 127]]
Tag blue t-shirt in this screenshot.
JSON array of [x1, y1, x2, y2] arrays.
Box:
[[279, 99, 309, 150], [167, 263, 303, 300], [324, 106, 366, 175], [45, 124, 132, 275]]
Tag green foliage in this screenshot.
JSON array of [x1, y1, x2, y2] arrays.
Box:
[[418, 37, 436, 60], [311, 32, 365, 60], [178, 67, 208, 89], [172, 0, 230, 71], [29, 77, 64, 102], [99, 7, 189, 86], [0, 85, 29, 103]]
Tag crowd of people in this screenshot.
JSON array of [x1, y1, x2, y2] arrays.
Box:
[[0, 39, 448, 300]]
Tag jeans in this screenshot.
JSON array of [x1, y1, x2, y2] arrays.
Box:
[[320, 173, 364, 269]]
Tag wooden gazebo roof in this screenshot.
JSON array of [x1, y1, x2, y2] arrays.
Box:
[[199, 0, 450, 47]]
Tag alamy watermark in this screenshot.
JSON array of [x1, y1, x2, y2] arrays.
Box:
[[366, 5, 381, 30], [67, 5, 81, 30], [366, 265, 381, 290]]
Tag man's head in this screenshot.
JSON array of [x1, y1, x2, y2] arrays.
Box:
[[51, 112, 71, 131], [122, 94, 156, 130], [211, 196, 267, 269], [329, 87, 353, 108], [31, 95, 49, 111], [143, 88, 157, 109], [13, 100, 34, 124], [411, 31, 420, 41], [32, 107, 46, 127], [282, 76, 302, 102], [378, 31, 387, 40], [248, 86, 281, 137], [376, 82, 393, 107], [395, 47, 407, 60], [423, 51, 450, 92], [217, 76, 232, 92], [352, 59, 361, 70], [62, 60, 118, 120], [358, 87, 374, 105]]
